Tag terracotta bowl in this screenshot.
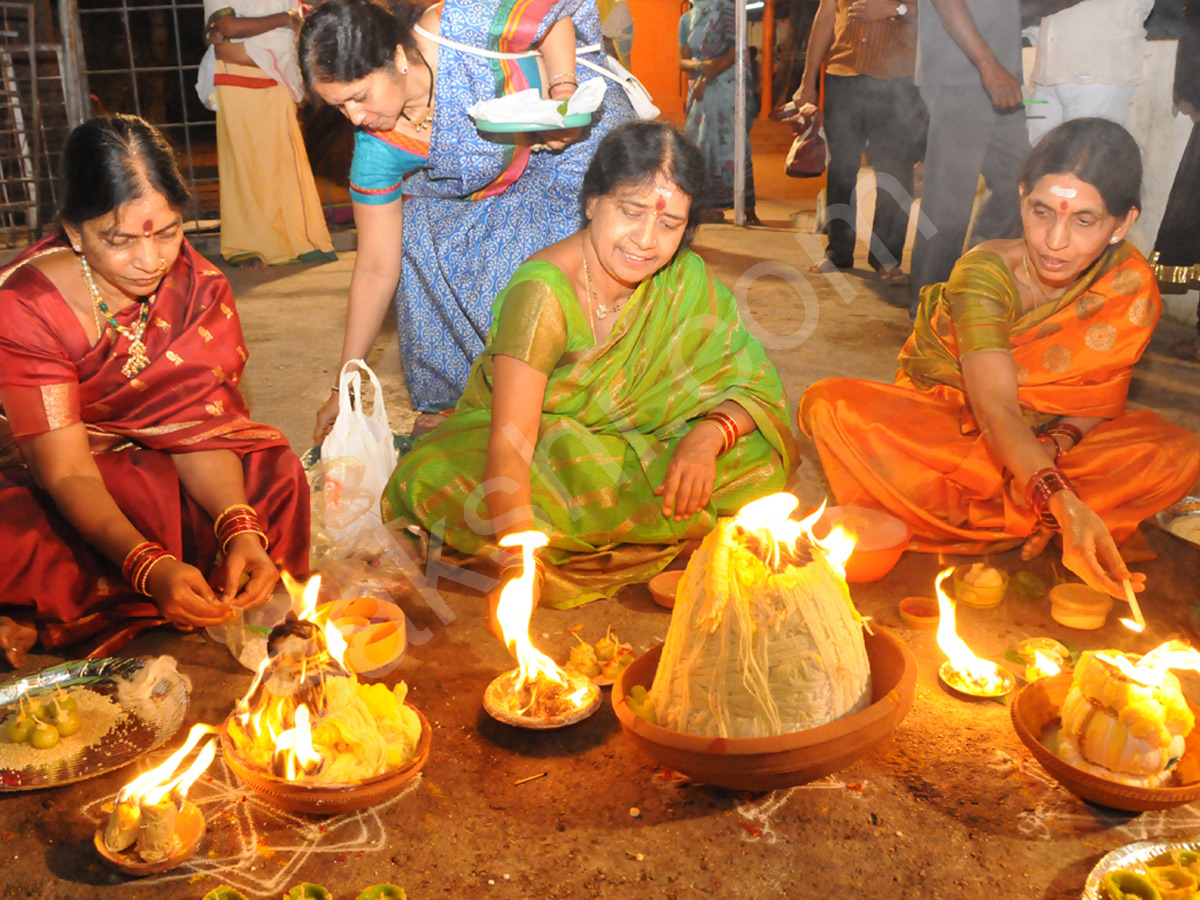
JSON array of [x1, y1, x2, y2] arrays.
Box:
[[1011, 674, 1200, 812], [648, 571, 683, 609], [219, 705, 431, 815], [612, 627, 917, 791], [810, 506, 911, 583], [94, 801, 205, 876], [898, 596, 940, 630]]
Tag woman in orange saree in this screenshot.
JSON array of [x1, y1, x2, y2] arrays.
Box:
[[800, 118, 1200, 598], [0, 116, 309, 667]]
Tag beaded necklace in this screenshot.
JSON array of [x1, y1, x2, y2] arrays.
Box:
[[80, 255, 152, 378]]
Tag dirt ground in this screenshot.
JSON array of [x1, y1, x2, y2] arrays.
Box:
[[3, 139, 1200, 900]]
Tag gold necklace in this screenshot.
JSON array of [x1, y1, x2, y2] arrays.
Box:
[[580, 237, 626, 321], [80, 255, 153, 378], [400, 56, 435, 132]]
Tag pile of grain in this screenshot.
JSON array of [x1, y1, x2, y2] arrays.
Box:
[[0, 688, 124, 771]]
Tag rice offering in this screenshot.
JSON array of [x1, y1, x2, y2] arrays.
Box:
[[649, 515, 872, 739]]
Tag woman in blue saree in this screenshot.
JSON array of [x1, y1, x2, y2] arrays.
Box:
[[299, 0, 635, 439], [679, 0, 758, 225]]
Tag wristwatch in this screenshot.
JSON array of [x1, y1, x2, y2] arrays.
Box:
[[894, 2, 908, 15]]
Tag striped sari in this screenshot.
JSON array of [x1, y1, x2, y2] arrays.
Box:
[[382, 250, 796, 608]]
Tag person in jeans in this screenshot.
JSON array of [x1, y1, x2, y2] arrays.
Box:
[[794, 0, 923, 282]]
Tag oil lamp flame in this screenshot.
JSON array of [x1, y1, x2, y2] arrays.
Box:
[[493, 531, 595, 717], [1028, 650, 1062, 681], [116, 723, 217, 807], [934, 567, 1007, 692]]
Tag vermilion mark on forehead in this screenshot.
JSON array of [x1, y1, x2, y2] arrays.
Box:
[[142, 219, 153, 234], [655, 196, 666, 212], [1059, 201, 1069, 212]]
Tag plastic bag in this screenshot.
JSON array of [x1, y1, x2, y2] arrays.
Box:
[[319, 360, 397, 543]]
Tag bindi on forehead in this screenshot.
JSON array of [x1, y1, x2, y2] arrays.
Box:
[[1059, 201, 1069, 212], [655, 195, 666, 212], [142, 219, 153, 236]]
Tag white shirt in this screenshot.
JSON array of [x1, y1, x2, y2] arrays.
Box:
[[1031, 0, 1155, 87]]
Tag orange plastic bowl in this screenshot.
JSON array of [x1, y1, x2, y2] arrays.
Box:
[[318, 597, 408, 677], [810, 506, 911, 583]]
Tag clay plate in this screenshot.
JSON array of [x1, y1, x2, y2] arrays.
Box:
[[94, 801, 205, 876], [219, 705, 431, 815], [1011, 674, 1200, 811], [483, 669, 601, 729], [937, 660, 1016, 699], [612, 627, 917, 791]]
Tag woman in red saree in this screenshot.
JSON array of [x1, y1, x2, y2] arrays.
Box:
[[800, 118, 1200, 598], [0, 115, 309, 667]]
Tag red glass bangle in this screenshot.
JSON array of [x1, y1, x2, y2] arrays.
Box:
[[213, 503, 256, 537], [122, 541, 162, 584], [1036, 433, 1062, 465], [704, 411, 739, 455], [1043, 422, 1084, 449], [1025, 466, 1074, 529]]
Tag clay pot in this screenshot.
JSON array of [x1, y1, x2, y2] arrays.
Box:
[[648, 571, 683, 609], [612, 627, 917, 791], [898, 596, 940, 630], [1011, 674, 1200, 811], [219, 705, 431, 815]]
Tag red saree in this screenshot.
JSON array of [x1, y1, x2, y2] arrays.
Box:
[[799, 244, 1200, 553], [0, 235, 309, 653]]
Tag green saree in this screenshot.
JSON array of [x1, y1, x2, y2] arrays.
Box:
[[381, 250, 796, 608]]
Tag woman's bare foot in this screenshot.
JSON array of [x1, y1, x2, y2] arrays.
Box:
[[1021, 528, 1054, 561], [232, 256, 267, 271], [877, 265, 907, 283], [0, 616, 37, 669]]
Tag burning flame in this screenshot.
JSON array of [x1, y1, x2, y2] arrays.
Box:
[[281, 572, 349, 670], [494, 531, 590, 713], [732, 494, 858, 577], [272, 704, 324, 779], [934, 567, 1007, 692], [116, 723, 217, 807], [1098, 640, 1200, 687], [1028, 650, 1062, 681]]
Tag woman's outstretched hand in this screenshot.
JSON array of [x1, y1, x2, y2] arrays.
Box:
[[1052, 492, 1144, 598], [145, 559, 235, 628], [216, 533, 279, 610], [656, 422, 722, 521], [313, 392, 339, 445]]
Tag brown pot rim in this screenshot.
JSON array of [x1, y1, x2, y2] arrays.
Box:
[[612, 627, 917, 755]]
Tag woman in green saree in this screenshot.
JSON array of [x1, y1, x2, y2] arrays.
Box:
[[382, 122, 796, 609]]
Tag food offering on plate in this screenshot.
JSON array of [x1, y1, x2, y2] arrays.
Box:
[[203, 883, 407, 900], [1058, 645, 1200, 788], [647, 494, 871, 739], [952, 562, 1009, 608], [1100, 848, 1200, 899], [0, 656, 189, 790], [225, 609, 424, 785], [1005, 637, 1074, 682], [565, 627, 634, 686]]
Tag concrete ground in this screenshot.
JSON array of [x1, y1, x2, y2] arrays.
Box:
[[3, 133, 1200, 900]]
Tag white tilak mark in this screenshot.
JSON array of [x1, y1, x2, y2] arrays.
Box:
[[1049, 185, 1077, 199]]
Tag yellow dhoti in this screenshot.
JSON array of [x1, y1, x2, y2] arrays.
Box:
[[214, 61, 335, 266]]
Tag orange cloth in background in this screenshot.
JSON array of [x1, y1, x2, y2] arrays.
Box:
[[799, 244, 1200, 554]]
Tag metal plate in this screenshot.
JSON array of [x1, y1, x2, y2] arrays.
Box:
[[0, 657, 189, 790], [1153, 495, 1200, 548], [1082, 838, 1200, 899]]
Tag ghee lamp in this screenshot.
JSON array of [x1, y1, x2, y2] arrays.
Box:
[[933, 567, 1016, 698]]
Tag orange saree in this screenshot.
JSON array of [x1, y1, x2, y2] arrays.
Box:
[[799, 243, 1200, 554]]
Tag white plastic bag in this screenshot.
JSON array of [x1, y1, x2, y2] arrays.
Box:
[[319, 360, 397, 543]]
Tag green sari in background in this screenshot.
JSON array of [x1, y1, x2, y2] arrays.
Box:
[[381, 250, 796, 608]]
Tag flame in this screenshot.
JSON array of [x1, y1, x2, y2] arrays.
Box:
[[493, 531, 595, 716], [116, 723, 218, 807], [1028, 650, 1062, 680], [272, 704, 324, 780], [732, 494, 858, 576], [934, 567, 1006, 691], [1097, 640, 1200, 687]]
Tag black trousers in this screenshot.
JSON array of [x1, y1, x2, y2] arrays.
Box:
[[821, 73, 925, 272]]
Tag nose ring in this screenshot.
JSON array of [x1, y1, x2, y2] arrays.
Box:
[[157, 258, 168, 272]]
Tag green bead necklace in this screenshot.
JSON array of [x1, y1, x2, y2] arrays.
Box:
[[80, 255, 152, 378]]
